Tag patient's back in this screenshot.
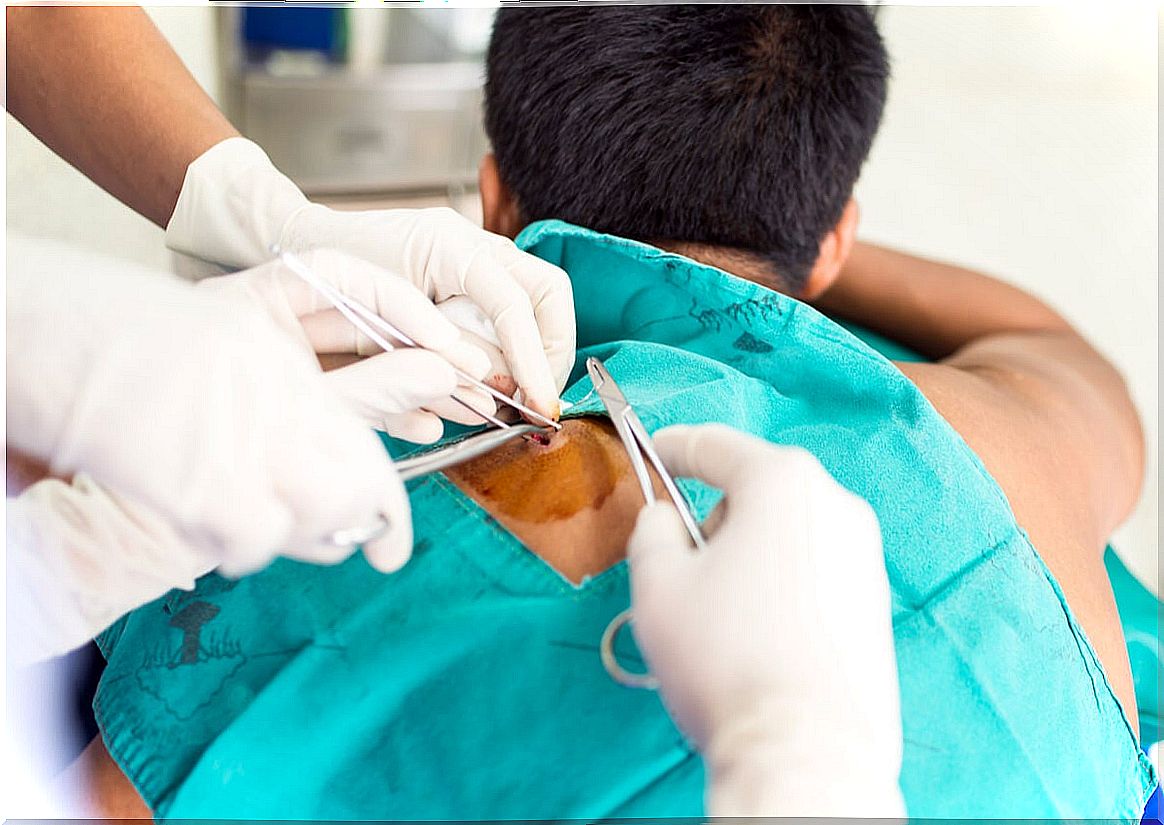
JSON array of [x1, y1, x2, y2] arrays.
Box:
[[85, 229, 1151, 817], [446, 417, 660, 584]]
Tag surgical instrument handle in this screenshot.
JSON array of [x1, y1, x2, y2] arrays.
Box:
[[396, 424, 548, 481], [624, 412, 708, 552]]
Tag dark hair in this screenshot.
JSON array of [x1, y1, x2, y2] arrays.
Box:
[[484, 5, 889, 289]]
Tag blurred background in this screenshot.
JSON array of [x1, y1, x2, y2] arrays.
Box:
[[6, 5, 1158, 591]]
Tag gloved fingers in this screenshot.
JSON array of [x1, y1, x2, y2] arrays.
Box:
[[212, 496, 298, 578], [300, 307, 382, 354], [627, 502, 700, 578], [437, 296, 519, 397], [266, 386, 406, 567], [459, 329, 518, 398], [277, 249, 491, 379], [381, 410, 446, 444], [316, 249, 490, 377], [654, 424, 834, 500], [301, 308, 490, 381], [358, 469, 414, 573], [650, 424, 775, 500], [194, 260, 312, 349], [652, 424, 840, 547], [277, 536, 360, 568], [186, 431, 299, 578], [277, 477, 414, 574], [455, 248, 561, 421], [419, 384, 498, 427], [806, 470, 886, 579], [626, 503, 701, 670], [320, 350, 458, 426], [320, 349, 498, 432], [491, 238, 577, 392]]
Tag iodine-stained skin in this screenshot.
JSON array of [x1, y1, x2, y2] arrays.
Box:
[[446, 416, 667, 584], [449, 418, 625, 520]]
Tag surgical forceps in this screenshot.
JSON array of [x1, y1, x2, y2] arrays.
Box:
[[395, 423, 549, 481], [274, 247, 560, 548], [275, 247, 562, 433], [586, 357, 707, 689]]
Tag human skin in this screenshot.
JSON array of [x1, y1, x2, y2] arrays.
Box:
[[6, 450, 56, 496], [453, 243, 1144, 748], [813, 241, 1142, 737], [56, 736, 151, 819], [5, 7, 238, 227], [446, 417, 670, 583], [41, 221, 1145, 814]]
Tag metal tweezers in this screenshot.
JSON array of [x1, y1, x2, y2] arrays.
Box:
[[586, 356, 707, 689], [327, 424, 550, 547], [275, 246, 562, 434], [273, 247, 559, 547], [394, 424, 549, 482]]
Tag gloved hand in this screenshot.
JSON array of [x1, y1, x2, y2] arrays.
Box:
[[7, 236, 414, 642], [8, 474, 214, 667], [626, 424, 905, 818], [436, 294, 545, 403], [198, 249, 496, 444], [166, 137, 576, 420]]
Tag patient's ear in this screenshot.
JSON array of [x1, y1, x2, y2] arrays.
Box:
[[800, 199, 859, 301], [478, 154, 523, 238]]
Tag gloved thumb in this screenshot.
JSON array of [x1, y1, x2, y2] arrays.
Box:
[[360, 468, 414, 573], [627, 501, 698, 586], [651, 424, 764, 499]]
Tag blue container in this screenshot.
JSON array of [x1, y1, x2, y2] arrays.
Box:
[[241, 7, 344, 59]]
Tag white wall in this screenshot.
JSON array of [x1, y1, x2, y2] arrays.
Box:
[[854, 6, 1158, 590], [5, 5, 1158, 590]]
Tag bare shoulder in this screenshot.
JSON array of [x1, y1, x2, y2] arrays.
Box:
[[895, 338, 1142, 735], [897, 330, 1144, 550]]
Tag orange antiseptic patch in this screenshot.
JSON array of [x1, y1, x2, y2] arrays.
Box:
[[447, 418, 626, 522], [447, 417, 665, 583]]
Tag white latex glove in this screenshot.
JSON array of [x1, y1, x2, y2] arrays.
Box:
[[7, 236, 413, 613], [626, 424, 906, 818], [8, 474, 214, 667], [198, 249, 496, 444], [166, 137, 575, 420], [436, 295, 518, 398]]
